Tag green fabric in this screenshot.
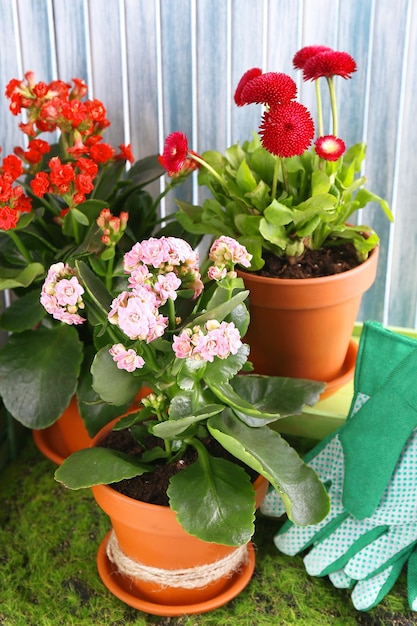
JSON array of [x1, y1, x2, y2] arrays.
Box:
[[408, 545, 417, 610], [340, 347, 417, 520]]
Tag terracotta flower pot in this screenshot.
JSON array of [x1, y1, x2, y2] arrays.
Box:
[[33, 396, 92, 465], [91, 422, 268, 616], [33, 387, 152, 465], [238, 246, 379, 396]]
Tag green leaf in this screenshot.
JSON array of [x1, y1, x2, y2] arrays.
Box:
[[55, 447, 150, 489], [188, 289, 249, 330], [208, 411, 330, 526], [0, 325, 83, 428], [203, 344, 250, 386], [91, 347, 142, 405], [0, 289, 45, 332], [264, 200, 294, 226], [152, 404, 224, 438], [126, 154, 166, 187], [0, 263, 45, 290], [167, 450, 256, 545], [75, 260, 113, 320]]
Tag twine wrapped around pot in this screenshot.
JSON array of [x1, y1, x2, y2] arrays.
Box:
[[106, 529, 249, 589]]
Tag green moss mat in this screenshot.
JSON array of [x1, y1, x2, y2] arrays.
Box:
[[0, 438, 415, 626]]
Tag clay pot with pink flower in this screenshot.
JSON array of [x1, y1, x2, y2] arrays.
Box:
[[160, 45, 393, 395], [53, 234, 329, 614]]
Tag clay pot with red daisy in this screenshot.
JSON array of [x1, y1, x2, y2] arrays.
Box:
[[159, 45, 393, 396]]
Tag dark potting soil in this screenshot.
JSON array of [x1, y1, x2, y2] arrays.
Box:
[[258, 243, 362, 279], [98, 428, 256, 506]]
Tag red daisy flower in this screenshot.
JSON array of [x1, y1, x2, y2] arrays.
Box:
[[239, 72, 297, 108], [259, 102, 315, 158], [315, 135, 346, 161], [302, 50, 357, 81], [292, 45, 333, 70], [161, 132, 189, 174], [234, 68, 262, 105]]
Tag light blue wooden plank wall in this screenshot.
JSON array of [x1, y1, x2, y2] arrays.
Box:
[[0, 0, 416, 329]]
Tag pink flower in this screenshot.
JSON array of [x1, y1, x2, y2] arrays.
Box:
[[40, 262, 85, 325], [172, 330, 194, 359], [154, 272, 182, 303], [259, 102, 315, 158], [315, 135, 346, 161], [54, 276, 84, 307], [109, 344, 145, 372], [209, 236, 252, 269], [207, 266, 227, 281], [112, 292, 167, 342], [193, 321, 242, 362]]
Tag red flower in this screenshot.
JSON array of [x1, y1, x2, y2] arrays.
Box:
[[30, 171, 50, 197], [2, 154, 23, 181], [302, 50, 357, 81], [48, 157, 75, 192], [293, 45, 333, 70], [234, 68, 262, 105], [259, 102, 315, 158], [0, 206, 18, 230], [237, 72, 297, 108], [75, 157, 98, 178], [75, 173, 95, 195], [315, 135, 346, 161], [14, 194, 32, 214], [89, 142, 114, 164], [115, 144, 135, 163], [161, 132, 189, 174], [22, 139, 51, 165]]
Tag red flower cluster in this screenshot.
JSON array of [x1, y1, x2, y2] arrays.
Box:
[[0, 152, 32, 230], [0, 72, 135, 231], [293, 46, 357, 81], [235, 70, 314, 158], [159, 132, 200, 176]]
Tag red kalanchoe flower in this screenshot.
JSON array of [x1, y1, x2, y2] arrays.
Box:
[[259, 102, 315, 158], [302, 50, 357, 81], [2, 154, 23, 181], [115, 144, 135, 163], [238, 72, 297, 108], [30, 171, 50, 197], [315, 135, 346, 161], [234, 68, 262, 106], [292, 45, 333, 70], [89, 142, 115, 164], [161, 131, 189, 174], [0, 206, 19, 230]]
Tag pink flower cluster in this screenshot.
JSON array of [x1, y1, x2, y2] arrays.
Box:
[[208, 236, 252, 279], [40, 262, 85, 325], [172, 320, 242, 362], [108, 237, 204, 371]]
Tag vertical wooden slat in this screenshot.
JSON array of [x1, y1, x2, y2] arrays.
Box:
[[0, 0, 416, 330]]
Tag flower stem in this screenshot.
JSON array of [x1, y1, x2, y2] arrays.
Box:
[[326, 77, 338, 136], [280, 158, 289, 196], [271, 158, 280, 199], [167, 297, 176, 330], [105, 255, 114, 292], [189, 153, 228, 192], [6, 230, 32, 264], [315, 79, 324, 137]]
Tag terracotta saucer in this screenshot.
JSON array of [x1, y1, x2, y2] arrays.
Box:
[[96, 531, 255, 617], [319, 338, 358, 399]]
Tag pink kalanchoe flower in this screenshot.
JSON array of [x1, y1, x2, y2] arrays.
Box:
[[109, 344, 145, 372], [315, 135, 346, 161], [234, 68, 263, 106], [172, 329, 194, 359], [238, 72, 298, 108], [40, 262, 85, 325], [161, 131, 189, 174], [259, 102, 315, 158], [154, 272, 182, 303], [292, 45, 333, 70], [302, 50, 357, 81], [193, 321, 242, 362], [207, 265, 227, 281], [209, 236, 252, 269]]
